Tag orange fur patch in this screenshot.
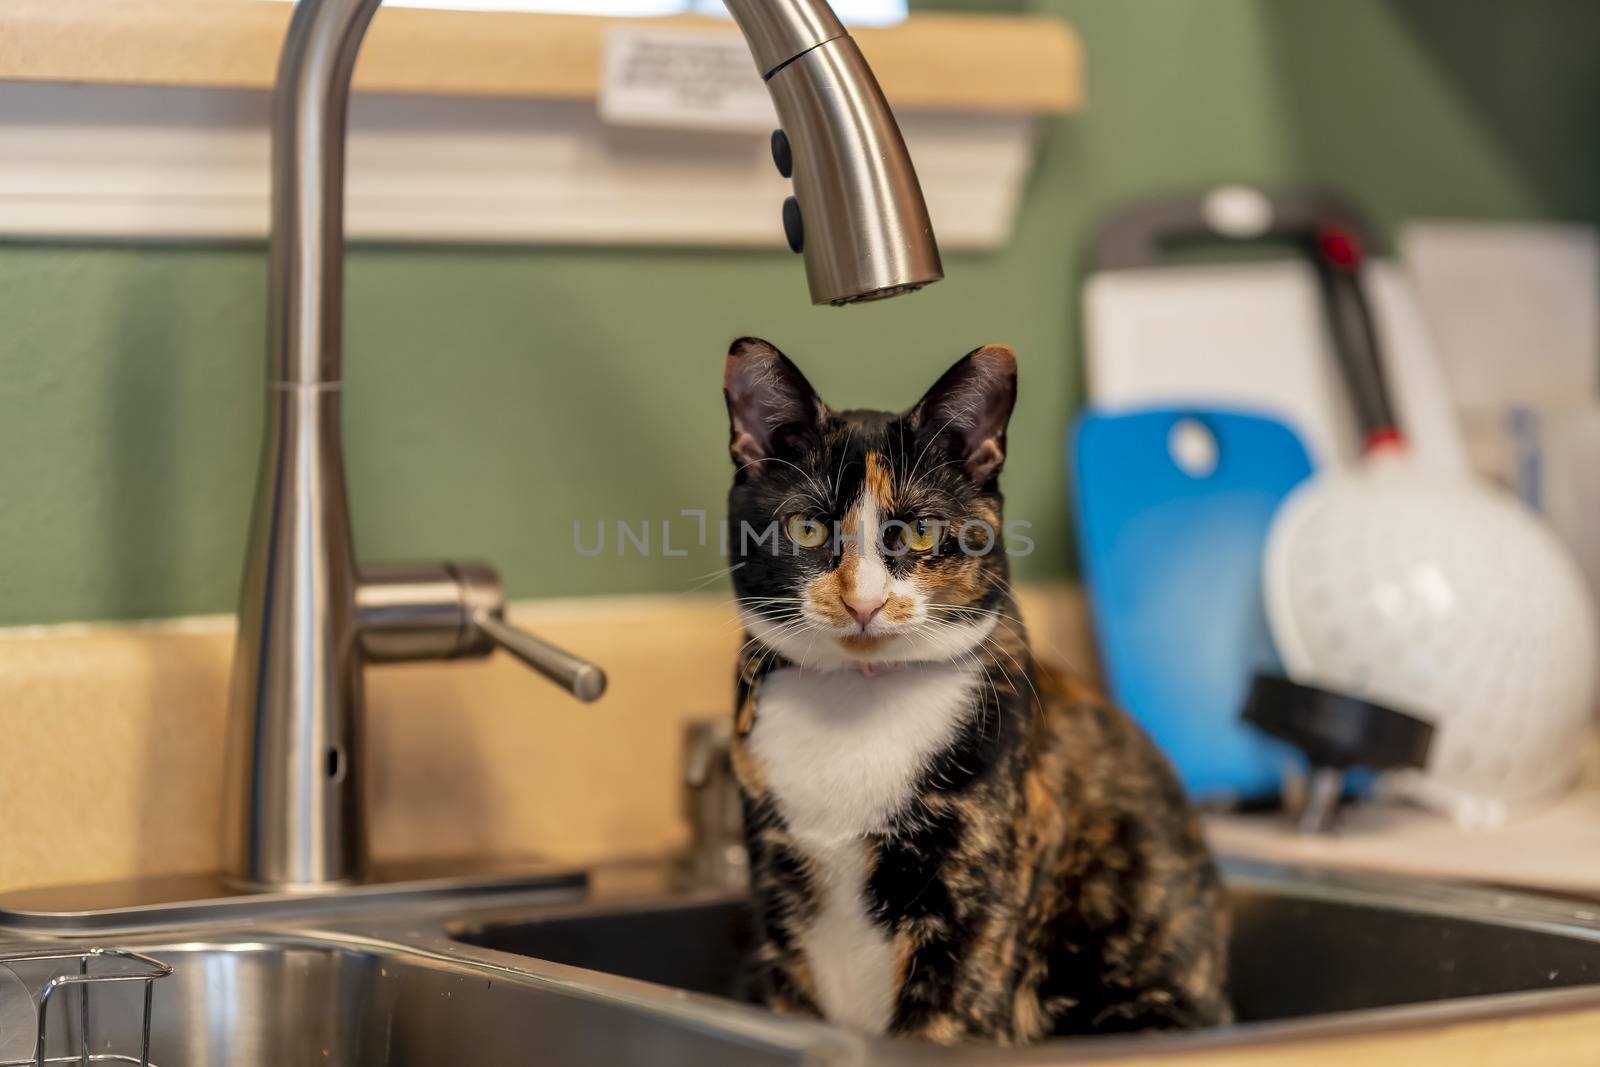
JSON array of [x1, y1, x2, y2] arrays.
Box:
[[914, 555, 987, 608], [880, 595, 917, 623], [838, 633, 890, 654], [863, 451, 893, 511], [730, 736, 767, 796], [736, 692, 758, 735], [806, 528, 857, 626]]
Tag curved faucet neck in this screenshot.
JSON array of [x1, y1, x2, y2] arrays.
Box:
[[268, 0, 382, 387]]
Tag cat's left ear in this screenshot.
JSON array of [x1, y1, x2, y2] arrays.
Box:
[[908, 344, 1017, 485]]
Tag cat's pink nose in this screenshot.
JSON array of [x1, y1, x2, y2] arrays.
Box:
[[843, 593, 886, 630]]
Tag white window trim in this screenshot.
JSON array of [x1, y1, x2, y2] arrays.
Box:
[[254, 0, 910, 27], [0, 82, 1037, 250]]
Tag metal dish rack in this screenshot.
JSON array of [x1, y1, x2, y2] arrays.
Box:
[[0, 948, 170, 1067]]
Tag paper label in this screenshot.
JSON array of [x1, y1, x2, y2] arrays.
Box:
[[601, 25, 779, 133]]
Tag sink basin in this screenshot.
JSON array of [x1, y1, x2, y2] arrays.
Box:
[[452, 859, 1600, 1037], [2, 935, 818, 1067]]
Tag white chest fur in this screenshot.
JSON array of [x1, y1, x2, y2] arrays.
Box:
[[747, 663, 981, 1033]]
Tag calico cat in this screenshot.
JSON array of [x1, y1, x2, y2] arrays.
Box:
[[722, 337, 1230, 1045]]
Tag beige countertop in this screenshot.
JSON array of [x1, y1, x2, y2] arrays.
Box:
[[0, 584, 1096, 895], [1207, 768, 1600, 900], [8, 577, 1596, 900]]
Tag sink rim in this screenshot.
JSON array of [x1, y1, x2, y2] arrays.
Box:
[[7, 856, 1600, 1065], [1218, 855, 1600, 939], [0, 858, 589, 935]]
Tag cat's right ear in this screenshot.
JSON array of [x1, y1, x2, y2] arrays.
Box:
[[724, 337, 827, 473]]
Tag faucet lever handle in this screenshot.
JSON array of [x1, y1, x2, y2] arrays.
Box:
[[357, 560, 607, 703], [471, 609, 607, 704]]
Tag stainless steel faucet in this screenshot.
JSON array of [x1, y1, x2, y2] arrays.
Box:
[[221, 0, 943, 891], [679, 717, 750, 892]]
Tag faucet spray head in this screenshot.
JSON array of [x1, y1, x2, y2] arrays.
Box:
[[726, 0, 944, 306]]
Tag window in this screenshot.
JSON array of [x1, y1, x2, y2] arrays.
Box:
[[261, 0, 907, 27], [687, 0, 905, 24]]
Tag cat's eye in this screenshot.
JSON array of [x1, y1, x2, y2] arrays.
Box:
[[906, 518, 939, 552], [786, 514, 830, 549]]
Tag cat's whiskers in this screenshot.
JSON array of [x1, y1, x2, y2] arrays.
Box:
[[831, 425, 856, 505], [984, 573, 1083, 672], [977, 633, 1045, 726], [680, 562, 747, 594], [900, 456, 967, 498], [904, 411, 966, 490], [733, 604, 810, 638], [950, 643, 1000, 745], [801, 621, 825, 671], [732, 597, 810, 614], [739, 634, 804, 681], [734, 605, 826, 671], [772, 488, 828, 517], [730, 594, 810, 615], [932, 601, 1036, 690], [733, 454, 831, 505], [924, 600, 1036, 660], [732, 601, 812, 633], [737, 613, 811, 645], [753, 613, 816, 671], [901, 611, 1028, 738], [922, 605, 1032, 661], [923, 601, 1027, 630]]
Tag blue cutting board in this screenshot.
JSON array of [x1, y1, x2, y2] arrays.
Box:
[[1070, 408, 1314, 802]]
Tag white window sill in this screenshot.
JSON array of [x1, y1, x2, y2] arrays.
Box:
[[0, 4, 1079, 249]]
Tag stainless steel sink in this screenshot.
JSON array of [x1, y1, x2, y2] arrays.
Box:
[[144, 938, 815, 1067], [6, 859, 1600, 1065], [449, 859, 1600, 1048], [3, 931, 837, 1067]]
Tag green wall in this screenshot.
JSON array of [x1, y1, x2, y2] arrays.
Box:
[[1, 0, 1596, 626]]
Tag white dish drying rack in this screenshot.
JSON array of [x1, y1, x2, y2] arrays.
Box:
[[0, 948, 170, 1067]]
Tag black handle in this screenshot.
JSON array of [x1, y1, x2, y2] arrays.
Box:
[[1309, 227, 1401, 448], [1243, 673, 1433, 772], [1090, 185, 1403, 451]]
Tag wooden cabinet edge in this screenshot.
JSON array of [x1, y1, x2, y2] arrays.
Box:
[[0, 3, 1082, 114]]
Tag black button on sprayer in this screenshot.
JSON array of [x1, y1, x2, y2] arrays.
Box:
[[771, 128, 793, 179], [782, 196, 804, 254]]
